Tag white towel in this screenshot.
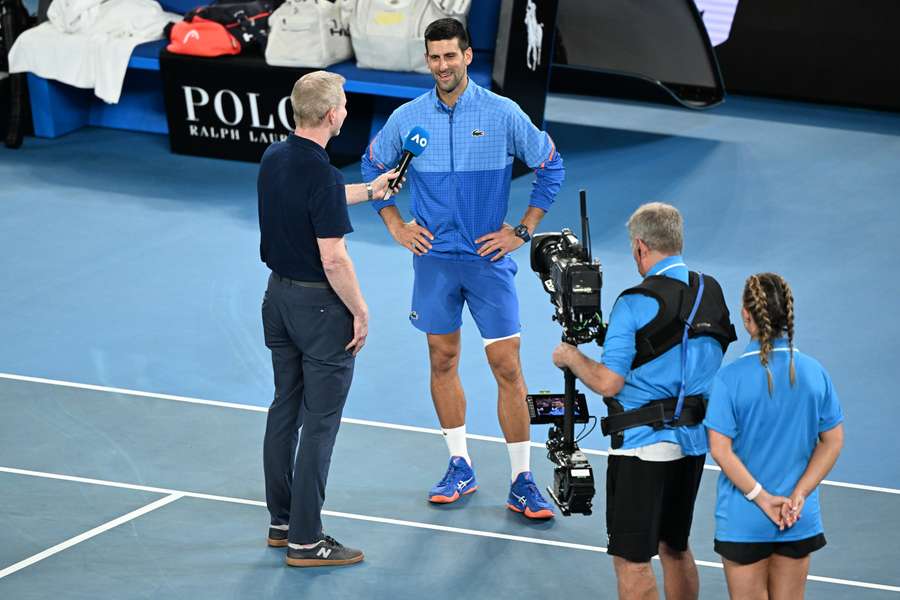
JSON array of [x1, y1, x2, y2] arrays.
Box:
[[47, 0, 107, 33], [9, 0, 179, 104]]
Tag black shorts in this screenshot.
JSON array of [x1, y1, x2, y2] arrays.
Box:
[[714, 534, 827, 565], [606, 453, 706, 563]]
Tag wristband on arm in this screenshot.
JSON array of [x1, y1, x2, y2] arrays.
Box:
[[745, 482, 762, 501]]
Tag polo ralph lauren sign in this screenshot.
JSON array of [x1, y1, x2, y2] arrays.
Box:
[[161, 49, 374, 164]]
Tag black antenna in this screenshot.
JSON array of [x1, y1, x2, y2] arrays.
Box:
[[580, 189, 592, 262]]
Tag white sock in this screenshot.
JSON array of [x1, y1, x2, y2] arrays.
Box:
[[269, 524, 288, 531], [507, 441, 531, 481], [442, 425, 471, 466], [288, 540, 323, 550]]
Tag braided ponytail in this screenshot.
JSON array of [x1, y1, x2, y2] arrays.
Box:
[[743, 273, 798, 396], [745, 275, 775, 395], [779, 275, 797, 387]]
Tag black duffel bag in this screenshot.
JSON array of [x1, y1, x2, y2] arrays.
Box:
[[185, 0, 274, 51]]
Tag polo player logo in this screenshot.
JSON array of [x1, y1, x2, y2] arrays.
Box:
[[524, 0, 543, 72], [693, 0, 740, 46]]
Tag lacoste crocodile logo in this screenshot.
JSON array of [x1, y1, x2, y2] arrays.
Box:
[[472, 129, 485, 137]]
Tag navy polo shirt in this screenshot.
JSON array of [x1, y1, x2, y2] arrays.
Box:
[[258, 134, 353, 281]]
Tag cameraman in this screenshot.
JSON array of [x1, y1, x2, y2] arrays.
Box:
[[552, 202, 736, 600]]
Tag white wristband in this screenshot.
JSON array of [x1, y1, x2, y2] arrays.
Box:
[[745, 482, 762, 501]]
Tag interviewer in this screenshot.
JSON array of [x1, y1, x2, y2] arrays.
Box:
[[258, 71, 398, 568]]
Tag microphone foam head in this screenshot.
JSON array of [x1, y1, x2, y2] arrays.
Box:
[[402, 127, 430, 157]]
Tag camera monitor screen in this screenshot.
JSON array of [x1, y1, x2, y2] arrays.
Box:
[[527, 393, 590, 425]]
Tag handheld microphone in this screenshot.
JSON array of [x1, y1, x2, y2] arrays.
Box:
[[383, 126, 429, 201]]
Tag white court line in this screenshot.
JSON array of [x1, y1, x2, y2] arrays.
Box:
[[0, 492, 183, 580], [1, 371, 899, 497], [1, 466, 898, 594]]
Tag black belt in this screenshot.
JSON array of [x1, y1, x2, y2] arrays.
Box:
[[273, 273, 331, 289], [601, 395, 707, 438]]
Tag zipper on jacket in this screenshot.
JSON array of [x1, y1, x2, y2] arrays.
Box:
[[448, 108, 455, 172], [448, 108, 461, 254]]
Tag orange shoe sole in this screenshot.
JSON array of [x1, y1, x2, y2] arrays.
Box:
[[429, 486, 478, 504], [507, 503, 554, 520], [267, 537, 288, 548]]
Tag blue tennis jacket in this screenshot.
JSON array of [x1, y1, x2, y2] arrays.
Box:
[[361, 80, 565, 259]]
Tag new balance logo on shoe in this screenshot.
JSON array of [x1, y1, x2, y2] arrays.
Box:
[[285, 536, 364, 568]]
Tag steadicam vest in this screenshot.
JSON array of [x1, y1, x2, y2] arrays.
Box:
[[619, 271, 737, 370], [600, 271, 737, 448]]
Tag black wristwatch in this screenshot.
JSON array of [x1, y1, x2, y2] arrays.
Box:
[[513, 224, 531, 243]]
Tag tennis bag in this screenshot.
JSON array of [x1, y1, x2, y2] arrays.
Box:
[[166, 0, 273, 56], [344, 0, 470, 73], [266, 0, 351, 68], [166, 16, 242, 56]]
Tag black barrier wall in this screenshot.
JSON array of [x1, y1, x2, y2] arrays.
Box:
[[713, 0, 900, 111], [551, 0, 723, 108], [551, 0, 900, 112]]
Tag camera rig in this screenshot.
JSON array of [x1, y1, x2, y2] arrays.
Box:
[[529, 190, 606, 516]]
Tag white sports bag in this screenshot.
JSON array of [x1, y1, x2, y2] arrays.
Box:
[[344, 0, 471, 73], [265, 0, 353, 68]]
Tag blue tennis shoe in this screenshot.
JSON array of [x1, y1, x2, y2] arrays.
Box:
[[507, 471, 555, 519], [428, 456, 478, 503]]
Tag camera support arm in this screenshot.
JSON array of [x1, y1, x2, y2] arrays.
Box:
[[563, 366, 577, 453], [545, 359, 596, 517]]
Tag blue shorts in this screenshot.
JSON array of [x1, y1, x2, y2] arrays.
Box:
[[410, 255, 520, 339]]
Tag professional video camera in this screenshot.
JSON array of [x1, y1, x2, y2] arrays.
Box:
[[530, 197, 605, 347], [528, 190, 605, 516]]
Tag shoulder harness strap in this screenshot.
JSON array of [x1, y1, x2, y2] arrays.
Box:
[[618, 271, 737, 370]]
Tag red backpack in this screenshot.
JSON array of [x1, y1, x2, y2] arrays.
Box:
[[166, 16, 241, 56], [165, 1, 273, 57]]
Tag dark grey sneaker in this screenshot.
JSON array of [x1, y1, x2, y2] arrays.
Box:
[[285, 535, 364, 567], [267, 527, 288, 548]]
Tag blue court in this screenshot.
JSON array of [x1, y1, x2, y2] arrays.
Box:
[[1, 93, 899, 598]]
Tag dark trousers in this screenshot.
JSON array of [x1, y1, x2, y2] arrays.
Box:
[[261, 273, 354, 545]]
